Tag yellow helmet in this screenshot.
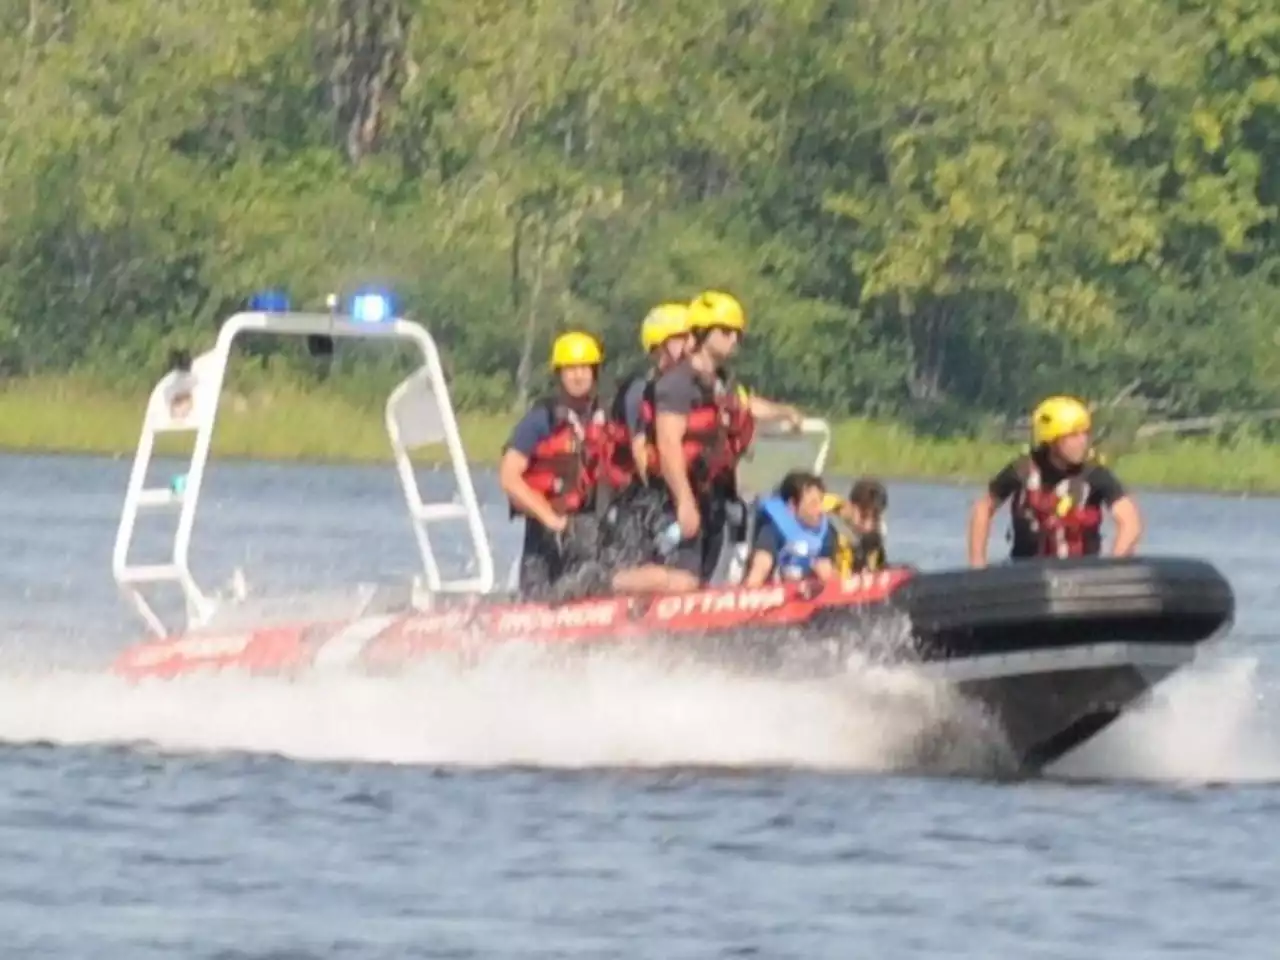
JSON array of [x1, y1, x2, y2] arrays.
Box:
[[550, 331, 603, 369], [688, 290, 746, 332], [1031, 395, 1092, 446], [640, 303, 691, 352]]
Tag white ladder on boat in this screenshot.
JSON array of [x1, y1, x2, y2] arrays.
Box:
[[111, 308, 496, 639]]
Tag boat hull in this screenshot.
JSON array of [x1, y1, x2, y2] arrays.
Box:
[[111, 556, 1235, 775]]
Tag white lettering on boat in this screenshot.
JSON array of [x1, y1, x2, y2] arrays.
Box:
[[399, 611, 474, 636], [129, 633, 252, 666], [494, 600, 621, 634], [653, 586, 786, 621]]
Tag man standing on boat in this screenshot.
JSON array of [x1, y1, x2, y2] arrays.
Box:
[[499, 331, 614, 599], [609, 302, 692, 487], [607, 298, 802, 487], [967, 395, 1143, 567], [612, 291, 770, 592], [598, 302, 693, 573]]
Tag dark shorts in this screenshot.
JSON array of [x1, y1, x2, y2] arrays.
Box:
[[599, 483, 740, 584], [599, 483, 666, 569], [657, 492, 723, 582], [696, 493, 747, 584], [666, 531, 705, 578], [518, 514, 601, 601]]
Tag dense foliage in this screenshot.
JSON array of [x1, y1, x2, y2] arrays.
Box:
[[0, 0, 1276, 432]]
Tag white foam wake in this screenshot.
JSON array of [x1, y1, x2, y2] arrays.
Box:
[[3, 631, 1274, 784], [0, 644, 993, 772], [1050, 653, 1280, 784]]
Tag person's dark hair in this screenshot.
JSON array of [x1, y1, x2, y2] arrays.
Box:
[[848, 478, 888, 517], [778, 470, 825, 505]]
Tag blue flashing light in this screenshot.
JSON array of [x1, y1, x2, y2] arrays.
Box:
[[349, 289, 395, 324], [249, 289, 291, 313]]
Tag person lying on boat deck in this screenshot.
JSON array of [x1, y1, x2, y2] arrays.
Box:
[[742, 470, 839, 587], [967, 395, 1143, 567], [610, 290, 756, 595], [823, 477, 889, 575], [499, 331, 612, 600]]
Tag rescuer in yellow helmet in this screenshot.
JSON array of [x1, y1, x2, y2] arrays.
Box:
[[966, 395, 1142, 567], [591, 302, 692, 586], [607, 302, 692, 485], [499, 331, 614, 599], [606, 290, 752, 593], [688, 292, 803, 437]]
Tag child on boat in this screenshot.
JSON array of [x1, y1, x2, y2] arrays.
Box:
[[824, 478, 890, 575], [741, 470, 840, 587]]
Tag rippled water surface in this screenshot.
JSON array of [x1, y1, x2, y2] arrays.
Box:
[[2, 452, 1279, 958]]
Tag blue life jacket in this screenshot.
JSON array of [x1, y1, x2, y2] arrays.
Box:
[[757, 495, 830, 580]]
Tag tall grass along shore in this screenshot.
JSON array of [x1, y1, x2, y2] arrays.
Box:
[[2, 377, 1277, 495]]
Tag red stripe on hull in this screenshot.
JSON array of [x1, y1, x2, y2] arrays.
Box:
[[111, 569, 915, 680]]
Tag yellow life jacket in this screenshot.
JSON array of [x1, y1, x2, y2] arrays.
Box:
[[823, 496, 887, 576]]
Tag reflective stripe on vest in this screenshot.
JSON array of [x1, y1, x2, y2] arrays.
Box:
[[603, 371, 651, 487], [640, 374, 754, 491], [1013, 457, 1103, 558], [519, 402, 606, 514]]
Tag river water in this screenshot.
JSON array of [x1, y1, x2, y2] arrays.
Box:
[[0, 451, 1277, 958]]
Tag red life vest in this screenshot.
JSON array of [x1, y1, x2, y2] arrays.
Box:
[[638, 371, 755, 493], [519, 399, 616, 514], [600, 370, 651, 488], [1012, 456, 1103, 558], [598, 418, 635, 490]]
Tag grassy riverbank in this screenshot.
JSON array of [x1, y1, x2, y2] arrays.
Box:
[[2, 377, 1278, 494]]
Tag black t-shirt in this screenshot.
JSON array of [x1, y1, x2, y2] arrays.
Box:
[[988, 451, 1126, 508], [988, 449, 1126, 558]]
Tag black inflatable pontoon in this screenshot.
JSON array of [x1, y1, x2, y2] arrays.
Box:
[[897, 556, 1235, 771], [686, 555, 1234, 772]]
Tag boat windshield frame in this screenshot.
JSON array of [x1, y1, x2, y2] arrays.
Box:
[[111, 309, 495, 639]]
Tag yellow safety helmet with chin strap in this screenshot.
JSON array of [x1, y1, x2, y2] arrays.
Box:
[[640, 303, 691, 352], [1031, 395, 1092, 447], [688, 290, 747, 333], [550, 331, 603, 369]]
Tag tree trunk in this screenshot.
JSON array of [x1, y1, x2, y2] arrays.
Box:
[[328, 0, 410, 165], [512, 217, 551, 411]]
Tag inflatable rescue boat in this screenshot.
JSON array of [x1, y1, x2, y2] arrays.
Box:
[[109, 296, 1236, 775]]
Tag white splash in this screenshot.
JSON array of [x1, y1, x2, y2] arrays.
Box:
[[0, 643, 997, 773], [6, 628, 1272, 784], [1049, 653, 1280, 784]]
